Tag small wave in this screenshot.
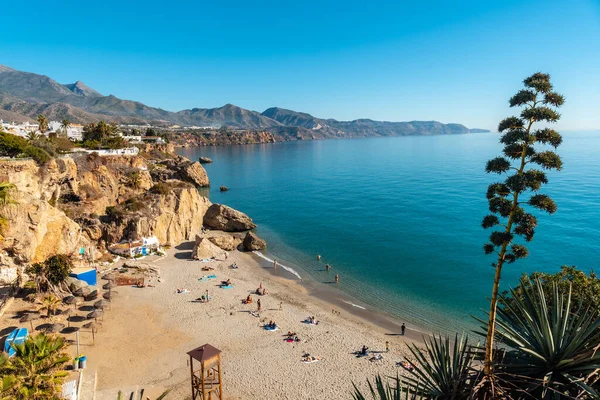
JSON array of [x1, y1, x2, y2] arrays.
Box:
[[342, 300, 366, 310], [253, 251, 302, 280]]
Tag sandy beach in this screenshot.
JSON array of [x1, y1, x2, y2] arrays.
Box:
[[66, 234, 423, 399]]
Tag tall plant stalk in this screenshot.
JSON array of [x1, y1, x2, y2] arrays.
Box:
[[481, 73, 564, 381]]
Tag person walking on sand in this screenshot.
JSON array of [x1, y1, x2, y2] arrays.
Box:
[[206, 290, 210, 302], [335, 274, 339, 284], [257, 299, 262, 311], [274, 259, 278, 269], [385, 341, 390, 352], [279, 301, 283, 311], [401, 323, 406, 335]]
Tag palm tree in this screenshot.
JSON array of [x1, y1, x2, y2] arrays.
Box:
[[127, 171, 142, 189], [36, 115, 48, 134], [490, 279, 600, 398], [25, 131, 39, 143], [0, 333, 70, 400], [60, 119, 71, 138], [38, 295, 61, 319]]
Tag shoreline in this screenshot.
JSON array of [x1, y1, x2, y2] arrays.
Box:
[[77, 238, 424, 399], [249, 251, 430, 342]]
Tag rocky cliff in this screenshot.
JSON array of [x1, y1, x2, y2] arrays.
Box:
[[0, 147, 212, 269]]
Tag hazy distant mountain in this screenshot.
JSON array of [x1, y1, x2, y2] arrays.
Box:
[[263, 107, 472, 136], [0, 64, 489, 136], [177, 104, 282, 128]]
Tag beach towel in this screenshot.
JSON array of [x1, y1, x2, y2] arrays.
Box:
[[221, 285, 233, 289], [264, 326, 279, 331], [207, 275, 217, 279], [302, 357, 321, 363], [302, 320, 318, 325], [198, 277, 208, 282], [369, 355, 383, 362], [176, 289, 190, 294], [198, 259, 212, 262]]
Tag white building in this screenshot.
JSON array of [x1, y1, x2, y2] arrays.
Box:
[[48, 121, 84, 141], [0, 120, 40, 137]]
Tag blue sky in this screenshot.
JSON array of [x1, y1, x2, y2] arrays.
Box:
[[1, 0, 599, 130]]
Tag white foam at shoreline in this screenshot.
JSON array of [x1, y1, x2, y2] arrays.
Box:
[[253, 251, 303, 280], [342, 300, 366, 310]]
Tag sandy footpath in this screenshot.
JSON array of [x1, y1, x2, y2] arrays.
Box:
[[78, 240, 420, 399]]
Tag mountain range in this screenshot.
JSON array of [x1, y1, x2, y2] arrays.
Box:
[[0, 65, 489, 136]]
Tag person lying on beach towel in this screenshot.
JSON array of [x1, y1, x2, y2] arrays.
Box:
[[176, 288, 190, 294], [397, 360, 415, 371], [302, 354, 321, 363], [242, 295, 253, 304], [250, 311, 260, 317], [202, 266, 215, 271], [264, 320, 278, 330], [304, 316, 319, 325], [230, 262, 238, 269], [369, 354, 383, 362]]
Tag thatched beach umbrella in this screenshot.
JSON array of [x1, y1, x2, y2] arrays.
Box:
[[87, 310, 103, 321], [102, 273, 116, 281], [46, 323, 65, 333], [84, 289, 98, 301], [20, 312, 39, 331], [73, 286, 91, 297], [83, 321, 100, 344], [94, 299, 110, 310], [102, 282, 117, 290], [103, 291, 118, 300]]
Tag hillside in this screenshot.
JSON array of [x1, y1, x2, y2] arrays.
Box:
[[0, 64, 489, 137]]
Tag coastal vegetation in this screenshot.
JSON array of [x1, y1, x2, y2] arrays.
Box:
[[353, 74, 600, 399], [481, 72, 564, 383], [82, 121, 128, 150], [25, 254, 74, 293], [0, 333, 71, 400]]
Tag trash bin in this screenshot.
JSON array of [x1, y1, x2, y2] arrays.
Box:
[[79, 356, 87, 369], [73, 358, 79, 370]]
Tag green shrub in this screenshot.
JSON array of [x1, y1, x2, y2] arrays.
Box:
[[0, 132, 29, 157], [24, 146, 52, 164], [151, 182, 170, 195]]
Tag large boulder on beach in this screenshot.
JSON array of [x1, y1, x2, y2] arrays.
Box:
[[203, 204, 256, 232], [199, 157, 213, 164], [208, 235, 242, 251], [242, 231, 266, 251], [192, 236, 228, 260]]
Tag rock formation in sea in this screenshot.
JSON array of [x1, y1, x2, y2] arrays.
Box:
[[203, 204, 257, 232], [242, 231, 266, 251], [199, 157, 213, 164]]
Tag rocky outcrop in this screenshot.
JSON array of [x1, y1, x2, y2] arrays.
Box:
[[151, 156, 209, 187], [199, 157, 212, 164], [192, 236, 227, 260], [220, 186, 228, 192], [242, 231, 266, 251], [208, 235, 242, 251], [203, 204, 256, 232], [102, 187, 212, 246], [1, 193, 92, 263]]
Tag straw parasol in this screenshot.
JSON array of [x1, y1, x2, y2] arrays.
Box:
[[103, 291, 118, 300], [20, 312, 39, 331], [94, 299, 110, 310], [87, 310, 103, 321], [46, 323, 65, 333], [83, 321, 100, 344], [102, 273, 116, 281], [73, 286, 91, 297], [102, 282, 117, 290]]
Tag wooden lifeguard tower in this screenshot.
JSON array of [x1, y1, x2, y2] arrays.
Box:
[[187, 344, 223, 400]]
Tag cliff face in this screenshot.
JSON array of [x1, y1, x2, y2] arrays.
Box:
[[0, 148, 211, 268]]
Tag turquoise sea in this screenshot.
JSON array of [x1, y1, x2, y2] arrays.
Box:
[[178, 131, 600, 334]]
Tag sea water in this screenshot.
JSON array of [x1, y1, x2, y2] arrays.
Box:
[[177, 131, 600, 334]]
